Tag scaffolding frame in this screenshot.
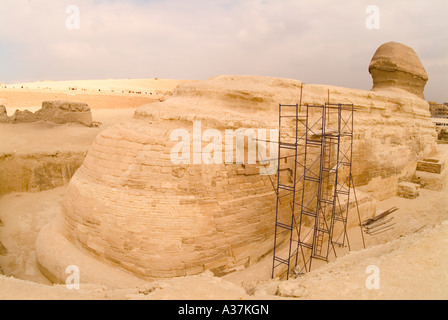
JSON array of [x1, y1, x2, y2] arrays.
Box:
[[272, 101, 357, 280]]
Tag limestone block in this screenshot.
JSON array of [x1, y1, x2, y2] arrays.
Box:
[[398, 182, 420, 199], [417, 159, 444, 174], [438, 129, 448, 142]]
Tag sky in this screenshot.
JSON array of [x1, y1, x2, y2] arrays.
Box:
[[0, 0, 447, 102]]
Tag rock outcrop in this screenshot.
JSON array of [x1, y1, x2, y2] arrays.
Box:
[[369, 41, 428, 99], [35, 42, 438, 284], [0, 105, 9, 123], [2, 101, 93, 126], [0, 218, 7, 257], [398, 182, 420, 199], [0, 241, 7, 256], [0, 152, 87, 196]]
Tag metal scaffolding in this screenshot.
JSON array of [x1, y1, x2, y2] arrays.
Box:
[[272, 101, 359, 280]]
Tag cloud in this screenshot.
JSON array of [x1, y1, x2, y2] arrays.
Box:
[[0, 0, 447, 101]]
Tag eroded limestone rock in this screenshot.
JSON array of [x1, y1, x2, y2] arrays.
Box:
[[35, 43, 438, 284], [3, 101, 93, 126], [398, 182, 420, 199], [0, 105, 9, 123], [35, 101, 92, 126], [369, 41, 428, 99], [0, 152, 87, 196], [0, 241, 7, 256]]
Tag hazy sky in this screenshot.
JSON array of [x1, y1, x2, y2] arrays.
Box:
[[0, 0, 447, 101]]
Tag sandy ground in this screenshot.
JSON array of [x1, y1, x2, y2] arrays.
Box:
[[0, 79, 188, 110], [4, 79, 184, 93], [0, 108, 135, 155], [0, 85, 447, 300], [0, 185, 447, 300]]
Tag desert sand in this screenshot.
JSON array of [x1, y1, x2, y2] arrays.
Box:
[[0, 79, 188, 110]]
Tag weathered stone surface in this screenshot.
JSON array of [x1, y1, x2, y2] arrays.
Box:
[[413, 170, 448, 191], [0, 105, 9, 123], [4, 101, 93, 126], [398, 182, 420, 199], [10, 109, 35, 123], [428, 102, 448, 118], [439, 129, 448, 142], [35, 221, 147, 288], [36, 101, 92, 126], [369, 41, 428, 99], [413, 151, 448, 191], [417, 159, 444, 174], [35, 43, 438, 283], [0, 240, 7, 256], [0, 151, 87, 196]]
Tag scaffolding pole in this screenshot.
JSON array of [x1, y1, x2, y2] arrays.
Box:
[[272, 101, 357, 280]]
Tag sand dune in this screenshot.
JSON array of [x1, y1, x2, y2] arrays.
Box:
[[4, 79, 185, 93], [0, 79, 190, 109]]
